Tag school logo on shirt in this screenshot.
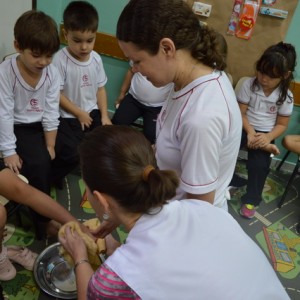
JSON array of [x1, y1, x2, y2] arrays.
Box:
[[269, 105, 277, 114], [81, 74, 92, 88], [27, 98, 42, 112]]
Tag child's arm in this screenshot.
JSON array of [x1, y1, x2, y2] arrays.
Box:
[[3, 154, 22, 175], [238, 102, 256, 148], [44, 130, 57, 160], [252, 116, 290, 149], [60, 93, 92, 130], [96, 86, 112, 125], [115, 69, 134, 108]]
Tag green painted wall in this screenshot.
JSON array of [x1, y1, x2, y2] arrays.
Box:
[[37, 0, 300, 163]]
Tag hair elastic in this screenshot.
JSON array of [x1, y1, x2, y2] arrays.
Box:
[[142, 165, 155, 182]]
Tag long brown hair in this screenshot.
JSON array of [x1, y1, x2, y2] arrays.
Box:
[[79, 126, 179, 214], [117, 0, 226, 70]]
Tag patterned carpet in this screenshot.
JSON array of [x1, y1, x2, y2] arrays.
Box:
[[1, 161, 300, 299]]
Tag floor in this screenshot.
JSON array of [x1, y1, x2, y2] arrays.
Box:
[[1, 158, 300, 300]]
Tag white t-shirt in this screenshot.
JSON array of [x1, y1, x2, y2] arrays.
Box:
[[130, 72, 173, 107], [156, 71, 242, 209], [0, 55, 60, 157], [52, 48, 107, 118], [237, 77, 293, 132], [106, 200, 289, 300]]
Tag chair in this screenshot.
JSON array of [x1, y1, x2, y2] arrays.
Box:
[[234, 76, 251, 94], [276, 151, 300, 208]]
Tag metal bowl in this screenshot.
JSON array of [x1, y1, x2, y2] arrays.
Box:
[[33, 242, 77, 299]]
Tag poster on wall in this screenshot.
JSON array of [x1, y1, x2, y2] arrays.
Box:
[[186, 0, 297, 85]]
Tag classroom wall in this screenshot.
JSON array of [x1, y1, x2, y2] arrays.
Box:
[[36, 0, 300, 163], [0, 0, 32, 60]]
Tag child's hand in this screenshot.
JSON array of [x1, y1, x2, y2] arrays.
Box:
[[3, 154, 22, 174], [47, 146, 56, 160], [77, 111, 93, 130], [252, 133, 271, 149], [115, 96, 124, 109], [247, 133, 256, 148], [101, 115, 112, 125]]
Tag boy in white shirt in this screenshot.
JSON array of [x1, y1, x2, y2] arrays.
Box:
[[52, 1, 111, 186], [0, 10, 60, 196]]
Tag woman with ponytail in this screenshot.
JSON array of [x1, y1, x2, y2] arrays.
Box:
[[116, 0, 242, 211], [59, 125, 288, 300]]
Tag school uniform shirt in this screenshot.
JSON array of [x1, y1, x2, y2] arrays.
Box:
[[0, 55, 60, 157], [156, 71, 242, 210], [106, 200, 289, 300], [52, 48, 107, 118], [130, 72, 173, 107], [237, 77, 293, 132]]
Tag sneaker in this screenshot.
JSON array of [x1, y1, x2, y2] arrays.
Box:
[[0, 247, 16, 281], [240, 204, 256, 219], [6, 246, 38, 271]]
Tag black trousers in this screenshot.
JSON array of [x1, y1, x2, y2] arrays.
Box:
[[240, 130, 272, 206], [0, 284, 4, 300], [53, 109, 102, 182], [14, 122, 52, 195], [112, 93, 162, 144]]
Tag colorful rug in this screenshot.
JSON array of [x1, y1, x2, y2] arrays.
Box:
[[228, 161, 300, 299], [1, 162, 300, 299]]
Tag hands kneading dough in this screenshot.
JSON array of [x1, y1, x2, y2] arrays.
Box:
[[59, 218, 106, 269]]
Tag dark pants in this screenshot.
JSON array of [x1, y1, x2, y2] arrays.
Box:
[[0, 284, 4, 300], [14, 122, 52, 195], [14, 122, 51, 224], [53, 109, 102, 182], [240, 130, 272, 206], [112, 93, 162, 144]]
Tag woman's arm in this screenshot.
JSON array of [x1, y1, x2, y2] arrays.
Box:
[[239, 102, 256, 148], [59, 226, 93, 300]]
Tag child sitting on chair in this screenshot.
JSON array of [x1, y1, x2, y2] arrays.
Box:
[[234, 42, 297, 219], [0, 10, 60, 195]]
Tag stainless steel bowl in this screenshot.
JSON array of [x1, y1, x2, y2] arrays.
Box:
[[33, 242, 77, 299]]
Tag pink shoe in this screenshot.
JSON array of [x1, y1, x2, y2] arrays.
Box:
[[240, 204, 256, 219], [0, 246, 17, 281], [7, 246, 38, 271]]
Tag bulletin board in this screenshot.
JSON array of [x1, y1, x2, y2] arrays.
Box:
[[186, 0, 297, 85]]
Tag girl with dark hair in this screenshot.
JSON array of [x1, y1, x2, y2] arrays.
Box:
[[236, 42, 297, 218]]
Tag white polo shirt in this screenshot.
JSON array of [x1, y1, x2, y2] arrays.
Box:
[[106, 200, 289, 300], [53, 48, 107, 118], [156, 71, 242, 209], [130, 72, 173, 107], [237, 77, 293, 132], [0, 55, 60, 157]]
